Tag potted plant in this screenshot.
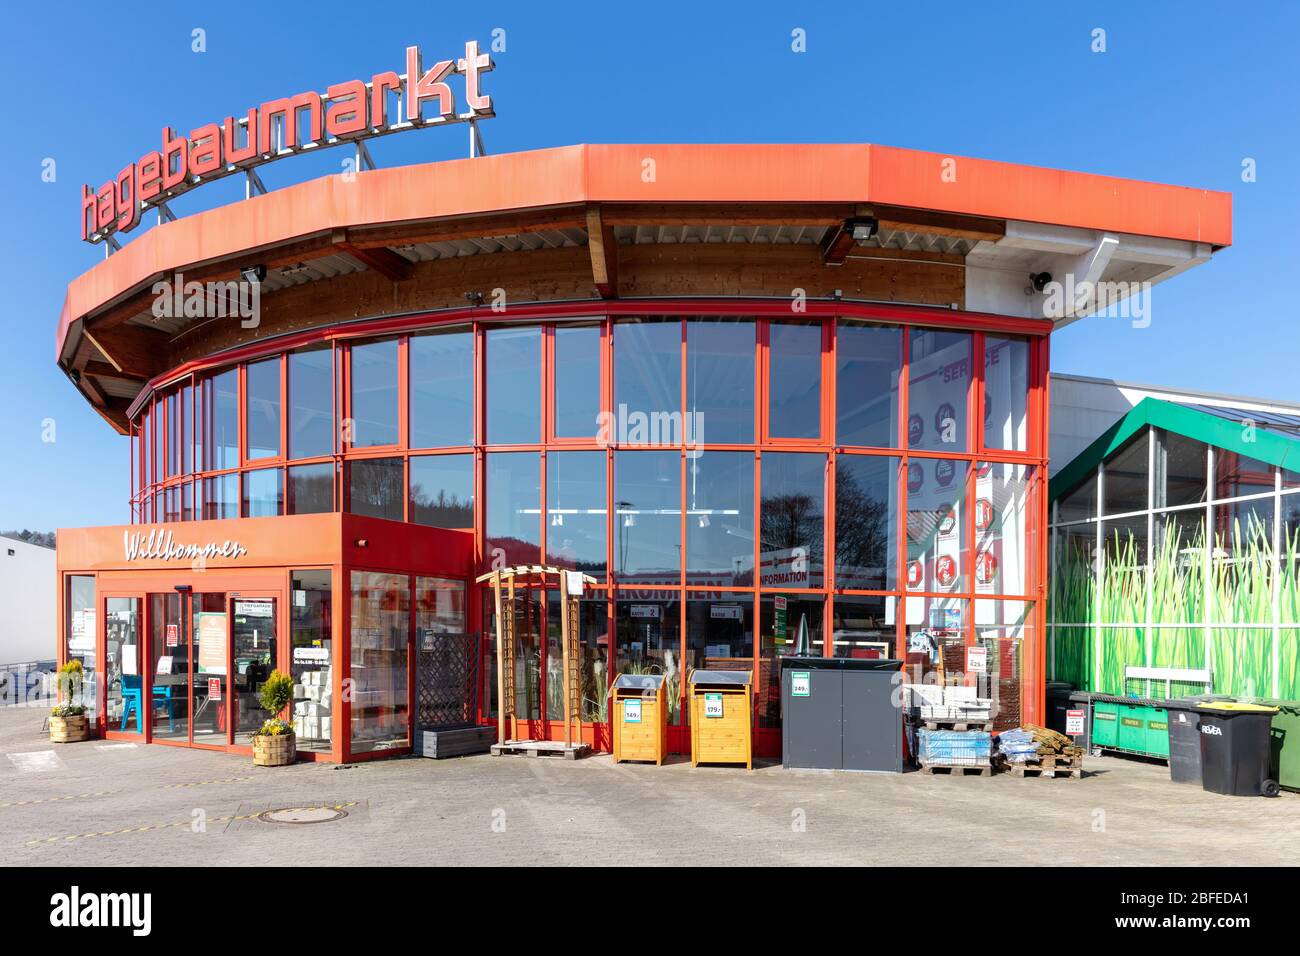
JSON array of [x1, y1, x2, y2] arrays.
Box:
[[49, 660, 89, 743], [250, 669, 296, 767]]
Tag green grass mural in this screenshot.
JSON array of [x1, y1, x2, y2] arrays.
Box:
[[1053, 513, 1300, 700]]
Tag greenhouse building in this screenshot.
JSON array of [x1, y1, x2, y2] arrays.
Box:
[[1049, 397, 1300, 700]]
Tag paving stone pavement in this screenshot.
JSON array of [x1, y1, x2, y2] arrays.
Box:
[[3, 707, 1298, 866]]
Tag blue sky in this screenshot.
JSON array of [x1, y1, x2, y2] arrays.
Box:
[[1, 1, 1296, 531]]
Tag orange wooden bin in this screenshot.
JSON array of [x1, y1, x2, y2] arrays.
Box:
[[611, 674, 668, 765], [688, 670, 753, 770]]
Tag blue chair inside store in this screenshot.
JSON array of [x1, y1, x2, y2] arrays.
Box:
[[151, 682, 180, 734], [120, 674, 143, 730]]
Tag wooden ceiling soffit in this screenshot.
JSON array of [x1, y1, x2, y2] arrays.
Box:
[[345, 208, 588, 250], [332, 230, 413, 282], [82, 324, 169, 380]]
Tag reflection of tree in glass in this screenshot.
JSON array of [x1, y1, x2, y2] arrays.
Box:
[[759, 493, 824, 564], [410, 482, 472, 526], [834, 468, 890, 587], [351, 460, 403, 517]]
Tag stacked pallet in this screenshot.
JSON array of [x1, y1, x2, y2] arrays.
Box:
[[995, 724, 1084, 779]]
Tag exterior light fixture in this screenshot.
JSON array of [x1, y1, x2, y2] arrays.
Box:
[[846, 217, 879, 242], [241, 264, 267, 284], [354, 538, 368, 548]]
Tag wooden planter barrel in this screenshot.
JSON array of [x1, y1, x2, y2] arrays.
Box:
[[252, 732, 296, 766], [49, 714, 90, 743]]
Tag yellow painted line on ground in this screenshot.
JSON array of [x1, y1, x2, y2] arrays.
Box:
[[23, 803, 359, 846], [161, 776, 255, 789], [0, 790, 119, 809]]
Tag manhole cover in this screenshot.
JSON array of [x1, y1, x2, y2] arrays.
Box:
[[258, 805, 349, 825]]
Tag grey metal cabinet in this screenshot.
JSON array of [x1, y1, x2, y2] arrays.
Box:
[[781, 656, 902, 773]]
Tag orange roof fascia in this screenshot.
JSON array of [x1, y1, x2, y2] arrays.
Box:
[[56, 143, 1232, 358]]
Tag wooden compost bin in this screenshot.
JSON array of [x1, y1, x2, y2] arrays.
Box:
[[689, 669, 753, 769], [611, 673, 668, 765]]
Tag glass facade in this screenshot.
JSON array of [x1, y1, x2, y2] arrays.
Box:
[[125, 312, 1042, 735], [1050, 424, 1300, 699]]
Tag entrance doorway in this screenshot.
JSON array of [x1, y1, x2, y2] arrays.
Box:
[[141, 588, 282, 751]]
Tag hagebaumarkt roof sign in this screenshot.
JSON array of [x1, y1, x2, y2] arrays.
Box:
[[81, 40, 495, 245]]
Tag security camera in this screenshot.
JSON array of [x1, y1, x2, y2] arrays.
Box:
[[1029, 271, 1053, 293], [465, 290, 485, 306]]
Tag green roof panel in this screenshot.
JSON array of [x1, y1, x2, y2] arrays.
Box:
[[1049, 397, 1300, 502]]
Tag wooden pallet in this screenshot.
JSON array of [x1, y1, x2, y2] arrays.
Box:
[[918, 762, 992, 777], [998, 754, 1084, 779], [490, 739, 593, 760]]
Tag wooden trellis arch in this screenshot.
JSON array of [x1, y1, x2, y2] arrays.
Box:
[[476, 565, 597, 754]]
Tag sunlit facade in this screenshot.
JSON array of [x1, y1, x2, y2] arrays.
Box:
[[121, 304, 1046, 749]]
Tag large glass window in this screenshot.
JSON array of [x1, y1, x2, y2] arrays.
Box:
[[686, 593, 754, 673], [546, 450, 607, 579], [760, 452, 825, 588], [411, 454, 474, 528], [1158, 430, 1208, 508], [180, 384, 193, 475], [831, 594, 892, 658], [64, 576, 97, 720], [350, 571, 410, 753], [486, 326, 541, 444], [202, 473, 239, 520], [204, 368, 239, 471], [1102, 431, 1150, 516], [685, 451, 754, 587], [287, 463, 334, 515], [906, 457, 968, 593], [349, 457, 404, 521], [545, 593, 609, 723], [614, 319, 681, 434], [835, 455, 899, 590], [768, 321, 821, 439], [554, 324, 602, 438], [243, 467, 283, 518], [1215, 450, 1275, 501], [687, 319, 754, 445], [246, 357, 281, 460], [288, 348, 333, 459], [758, 594, 824, 727], [984, 336, 1029, 451], [410, 329, 473, 448], [615, 597, 682, 723], [975, 462, 1034, 597], [148, 592, 187, 742], [907, 329, 971, 452], [291, 570, 333, 753], [350, 339, 399, 447], [836, 323, 901, 447], [486, 452, 541, 566], [614, 450, 681, 584]]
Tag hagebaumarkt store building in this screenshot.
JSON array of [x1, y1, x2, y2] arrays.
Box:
[[53, 43, 1232, 762]]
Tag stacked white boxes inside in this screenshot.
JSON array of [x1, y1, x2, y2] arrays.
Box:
[[292, 667, 332, 743]]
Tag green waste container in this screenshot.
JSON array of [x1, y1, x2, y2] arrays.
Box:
[[1241, 698, 1300, 792], [1092, 701, 1119, 748], [1196, 701, 1280, 798]]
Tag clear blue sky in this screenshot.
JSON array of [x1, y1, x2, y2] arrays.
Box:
[[1, 1, 1295, 532]]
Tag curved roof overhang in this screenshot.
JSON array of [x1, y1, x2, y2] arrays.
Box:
[[56, 143, 1234, 433]]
